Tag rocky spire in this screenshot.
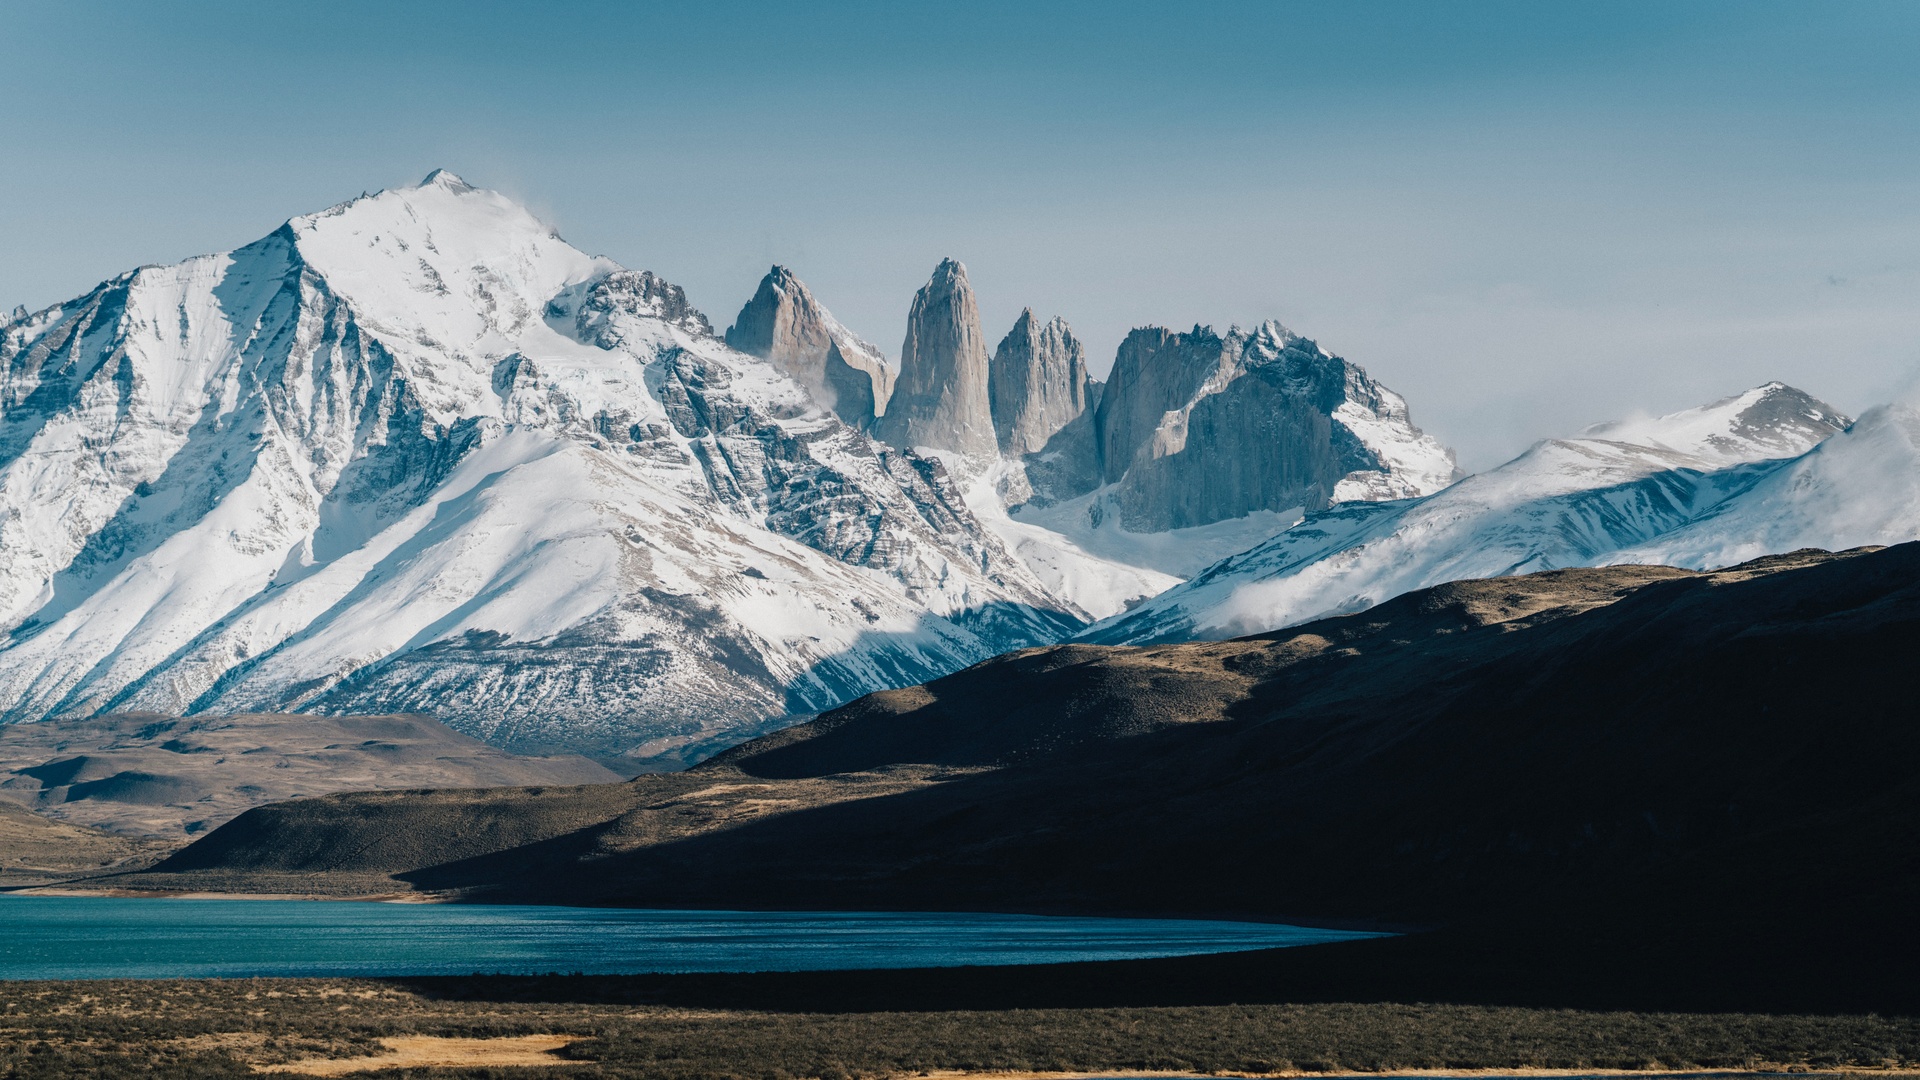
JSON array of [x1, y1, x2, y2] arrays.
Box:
[[724, 265, 892, 423], [989, 309, 1091, 455], [875, 259, 997, 456]]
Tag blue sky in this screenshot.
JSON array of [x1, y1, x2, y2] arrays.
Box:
[[4, 1, 1918, 468]]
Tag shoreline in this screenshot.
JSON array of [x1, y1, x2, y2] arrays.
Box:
[[0, 884, 1415, 933]]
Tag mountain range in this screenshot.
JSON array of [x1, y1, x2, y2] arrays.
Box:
[[3, 171, 1917, 765], [0, 173, 1454, 763]]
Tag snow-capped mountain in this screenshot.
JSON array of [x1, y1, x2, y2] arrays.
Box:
[[1610, 400, 1920, 568], [786, 260, 1459, 607], [0, 171, 1469, 763], [0, 172, 1078, 765], [1084, 382, 1853, 645]]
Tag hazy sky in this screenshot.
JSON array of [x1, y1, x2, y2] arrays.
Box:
[[5, 1, 1918, 469]]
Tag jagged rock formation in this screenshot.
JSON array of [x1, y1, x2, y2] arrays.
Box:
[[874, 260, 997, 456], [989, 310, 1091, 455], [572, 269, 711, 340], [0, 173, 1080, 765], [1020, 321, 1457, 532], [1085, 382, 1853, 644], [724, 266, 891, 424]]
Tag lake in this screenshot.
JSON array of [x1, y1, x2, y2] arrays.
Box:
[[0, 895, 1383, 980]]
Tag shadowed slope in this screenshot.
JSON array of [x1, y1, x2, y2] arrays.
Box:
[[120, 545, 1920, 1010]]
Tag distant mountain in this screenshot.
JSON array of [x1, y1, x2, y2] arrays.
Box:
[[873, 259, 1000, 456], [0, 173, 1078, 764], [1610, 401, 1920, 567], [1015, 321, 1458, 532], [989, 309, 1090, 457], [1086, 382, 1850, 644]]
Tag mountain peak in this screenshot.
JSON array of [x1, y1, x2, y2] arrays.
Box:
[[990, 309, 1091, 456], [929, 258, 969, 290], [1251, 318, 1300, 346], [419, 169, 475, 193], [1581, 382, 1849, 465], [725, 265, 892, 423], [876, 259, 995, 455]]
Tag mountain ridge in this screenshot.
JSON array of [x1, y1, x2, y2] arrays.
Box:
[[1085, 381, 1852, 644]]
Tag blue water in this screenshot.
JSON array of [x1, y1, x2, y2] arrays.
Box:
[[0, 895, 1382, 980]]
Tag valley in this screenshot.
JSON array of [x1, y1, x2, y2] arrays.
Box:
[[0, 172, 1916, 1068], [35, 541, 1912, 1015], [9, 10, 1920, 1079]]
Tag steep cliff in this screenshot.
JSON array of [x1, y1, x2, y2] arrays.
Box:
[[821, 340, 879, 429], [989, 309, 1091, 455], [1074, 321, 1455, 532], [874, 260, 997, 456]]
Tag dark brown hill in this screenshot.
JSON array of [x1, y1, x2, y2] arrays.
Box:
[[119, 544, 1920, 1010]]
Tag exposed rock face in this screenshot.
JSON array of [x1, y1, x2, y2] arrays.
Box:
[[1068, 321, 1456, 531], [724, 266, 891, 424], [989, 309, 1091, 455], [875, 260, 997, 456], [568, 270, 711, 340], [823, 340, 877, 429]]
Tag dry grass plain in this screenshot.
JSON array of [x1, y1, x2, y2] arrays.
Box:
[[0, 977, 1917, 1079]]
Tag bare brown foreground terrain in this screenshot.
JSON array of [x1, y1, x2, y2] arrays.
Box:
[[2, 972, 1918, 1079]]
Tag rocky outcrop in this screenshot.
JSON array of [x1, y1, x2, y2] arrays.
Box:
[[874, 260, 997, 456], [989, 310, 1091, 455], [1046, 321, 1457, 532], [724, 266, 891, 424], [823, 340, 878, 429], [1096, 326, 1235, 489], [569, 270, 711, 341]]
